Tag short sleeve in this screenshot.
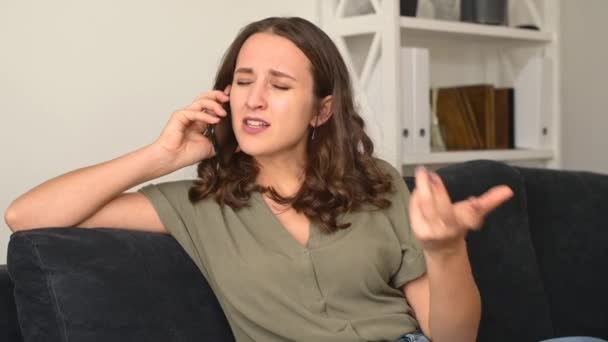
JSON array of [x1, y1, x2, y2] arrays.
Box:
[[376, 159, 427, 289], [137, 180, 202, 270]]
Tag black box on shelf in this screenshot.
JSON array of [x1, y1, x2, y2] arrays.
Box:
[[461, 0, 508, 25]]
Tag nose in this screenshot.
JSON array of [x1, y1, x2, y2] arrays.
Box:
[[245, 81, 267, 111]]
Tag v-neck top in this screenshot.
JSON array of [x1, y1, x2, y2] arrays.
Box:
[[138, 159, 426, 342]]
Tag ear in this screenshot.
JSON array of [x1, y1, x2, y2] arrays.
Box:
[[310, 95, 333, 127]]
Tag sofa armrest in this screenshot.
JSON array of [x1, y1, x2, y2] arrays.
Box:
[[7, 228, 235, 342], [0, 265, 23, 342]]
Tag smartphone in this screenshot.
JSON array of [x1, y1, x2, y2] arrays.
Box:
[[204, 103, 238, 167]]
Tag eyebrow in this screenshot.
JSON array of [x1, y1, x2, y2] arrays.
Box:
[[234, 67, 297, 81]]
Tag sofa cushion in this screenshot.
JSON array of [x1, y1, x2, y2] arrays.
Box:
[[405, 160, 554, 342], [7, 227, 235, 342], [520, 167, 608, 339], [0, 265, 23, 342]]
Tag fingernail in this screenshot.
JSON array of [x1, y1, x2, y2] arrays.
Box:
[[415, 165, 427, 173]]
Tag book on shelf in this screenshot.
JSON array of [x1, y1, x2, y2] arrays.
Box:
[[431, 84, 515, 151], [433, 85, 484, 150], [494, 87, 515, 149]]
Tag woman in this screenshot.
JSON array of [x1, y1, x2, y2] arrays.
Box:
[[8, 16, 597, 342]]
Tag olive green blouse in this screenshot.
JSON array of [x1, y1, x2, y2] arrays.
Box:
[[138, 159, 426, 342]]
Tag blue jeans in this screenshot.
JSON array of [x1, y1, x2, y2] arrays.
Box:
[[392, 334, 607, 342], [393, 331, 430, 342], [541, 338, 607, 342]]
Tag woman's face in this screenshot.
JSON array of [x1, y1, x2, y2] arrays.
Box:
[[230, 32, 318, 163]]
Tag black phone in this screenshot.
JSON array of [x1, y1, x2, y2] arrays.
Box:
[[204, 103, 238, 167]]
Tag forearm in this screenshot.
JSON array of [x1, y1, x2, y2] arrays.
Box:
[[5, 143, 176, 230], [426, 240, 481, 342]]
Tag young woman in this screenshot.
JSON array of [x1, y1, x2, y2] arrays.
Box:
[[12, 16, 594, 342]]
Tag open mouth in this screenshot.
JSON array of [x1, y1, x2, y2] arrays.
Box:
[[242, 117, 270, 134], [244, 118, 270, 127]]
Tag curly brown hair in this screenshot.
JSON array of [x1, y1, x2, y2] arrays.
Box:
[[188, 16, 394, 233]]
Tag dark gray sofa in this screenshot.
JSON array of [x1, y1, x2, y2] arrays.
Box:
[[2, 159, 608, 342]]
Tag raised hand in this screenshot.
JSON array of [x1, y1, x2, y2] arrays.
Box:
[[154, 85, 231, 169], [408, 166, 514, 255]]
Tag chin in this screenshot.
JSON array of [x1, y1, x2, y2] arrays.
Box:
[[237, 143, 268, 158]]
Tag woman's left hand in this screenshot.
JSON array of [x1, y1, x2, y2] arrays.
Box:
[[408, 166, 514, 256]]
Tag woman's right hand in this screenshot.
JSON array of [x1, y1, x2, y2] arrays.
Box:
[[154, 86, 231, 169]]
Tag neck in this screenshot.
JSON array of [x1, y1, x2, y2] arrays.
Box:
[[255, 155, 306, 198]]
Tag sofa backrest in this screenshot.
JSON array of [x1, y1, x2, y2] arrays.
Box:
[[7, 228, 235, 342], [7, 160, 608, 342], [518, 166, 608, 338], [405, 160, 554, 342]]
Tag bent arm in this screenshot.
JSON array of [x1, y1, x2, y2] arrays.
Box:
[[5, 143, 177, 232], [404, 240, 481, 342]]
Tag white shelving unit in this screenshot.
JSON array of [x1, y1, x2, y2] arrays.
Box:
[[319, 0, 561, 175]]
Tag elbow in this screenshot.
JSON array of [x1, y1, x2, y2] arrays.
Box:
[[4, 203, 37, 232], [4, 205, 22, 232], [5, 203, 80, 232]]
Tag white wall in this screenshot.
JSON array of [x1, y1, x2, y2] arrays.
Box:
[[560, 0, 608, 173], [3, 1, 608, 264], [0, 1, 317, 264]]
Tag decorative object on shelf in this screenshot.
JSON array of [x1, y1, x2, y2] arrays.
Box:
[[416, 0, 436, 19], [429, 0, 460, 21], [341, 0, 374, 17], [461, 0, 508, 25], [400, 0, 418, 17], [516, 24, 540, 31]]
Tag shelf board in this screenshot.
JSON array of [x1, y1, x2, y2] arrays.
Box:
[[403, 149, 554, 165], [400, 17, 553, 43]]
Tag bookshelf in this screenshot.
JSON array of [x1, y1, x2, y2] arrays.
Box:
[[319, 0, 561, 175]]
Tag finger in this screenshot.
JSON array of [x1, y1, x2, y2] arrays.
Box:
[[475, 185, 514, 215], [173, 109, 220, 127], [193, 90, 230, 103], [414, 166, 439, 224], [408, 192, 427, 237], [428, 172, 459, 228], [452, 185, 513, 231], [190, 120, 207, 133], [188, 99, 228, 117], [452, 198, 486, 231], [224, 84, 231, 95]]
